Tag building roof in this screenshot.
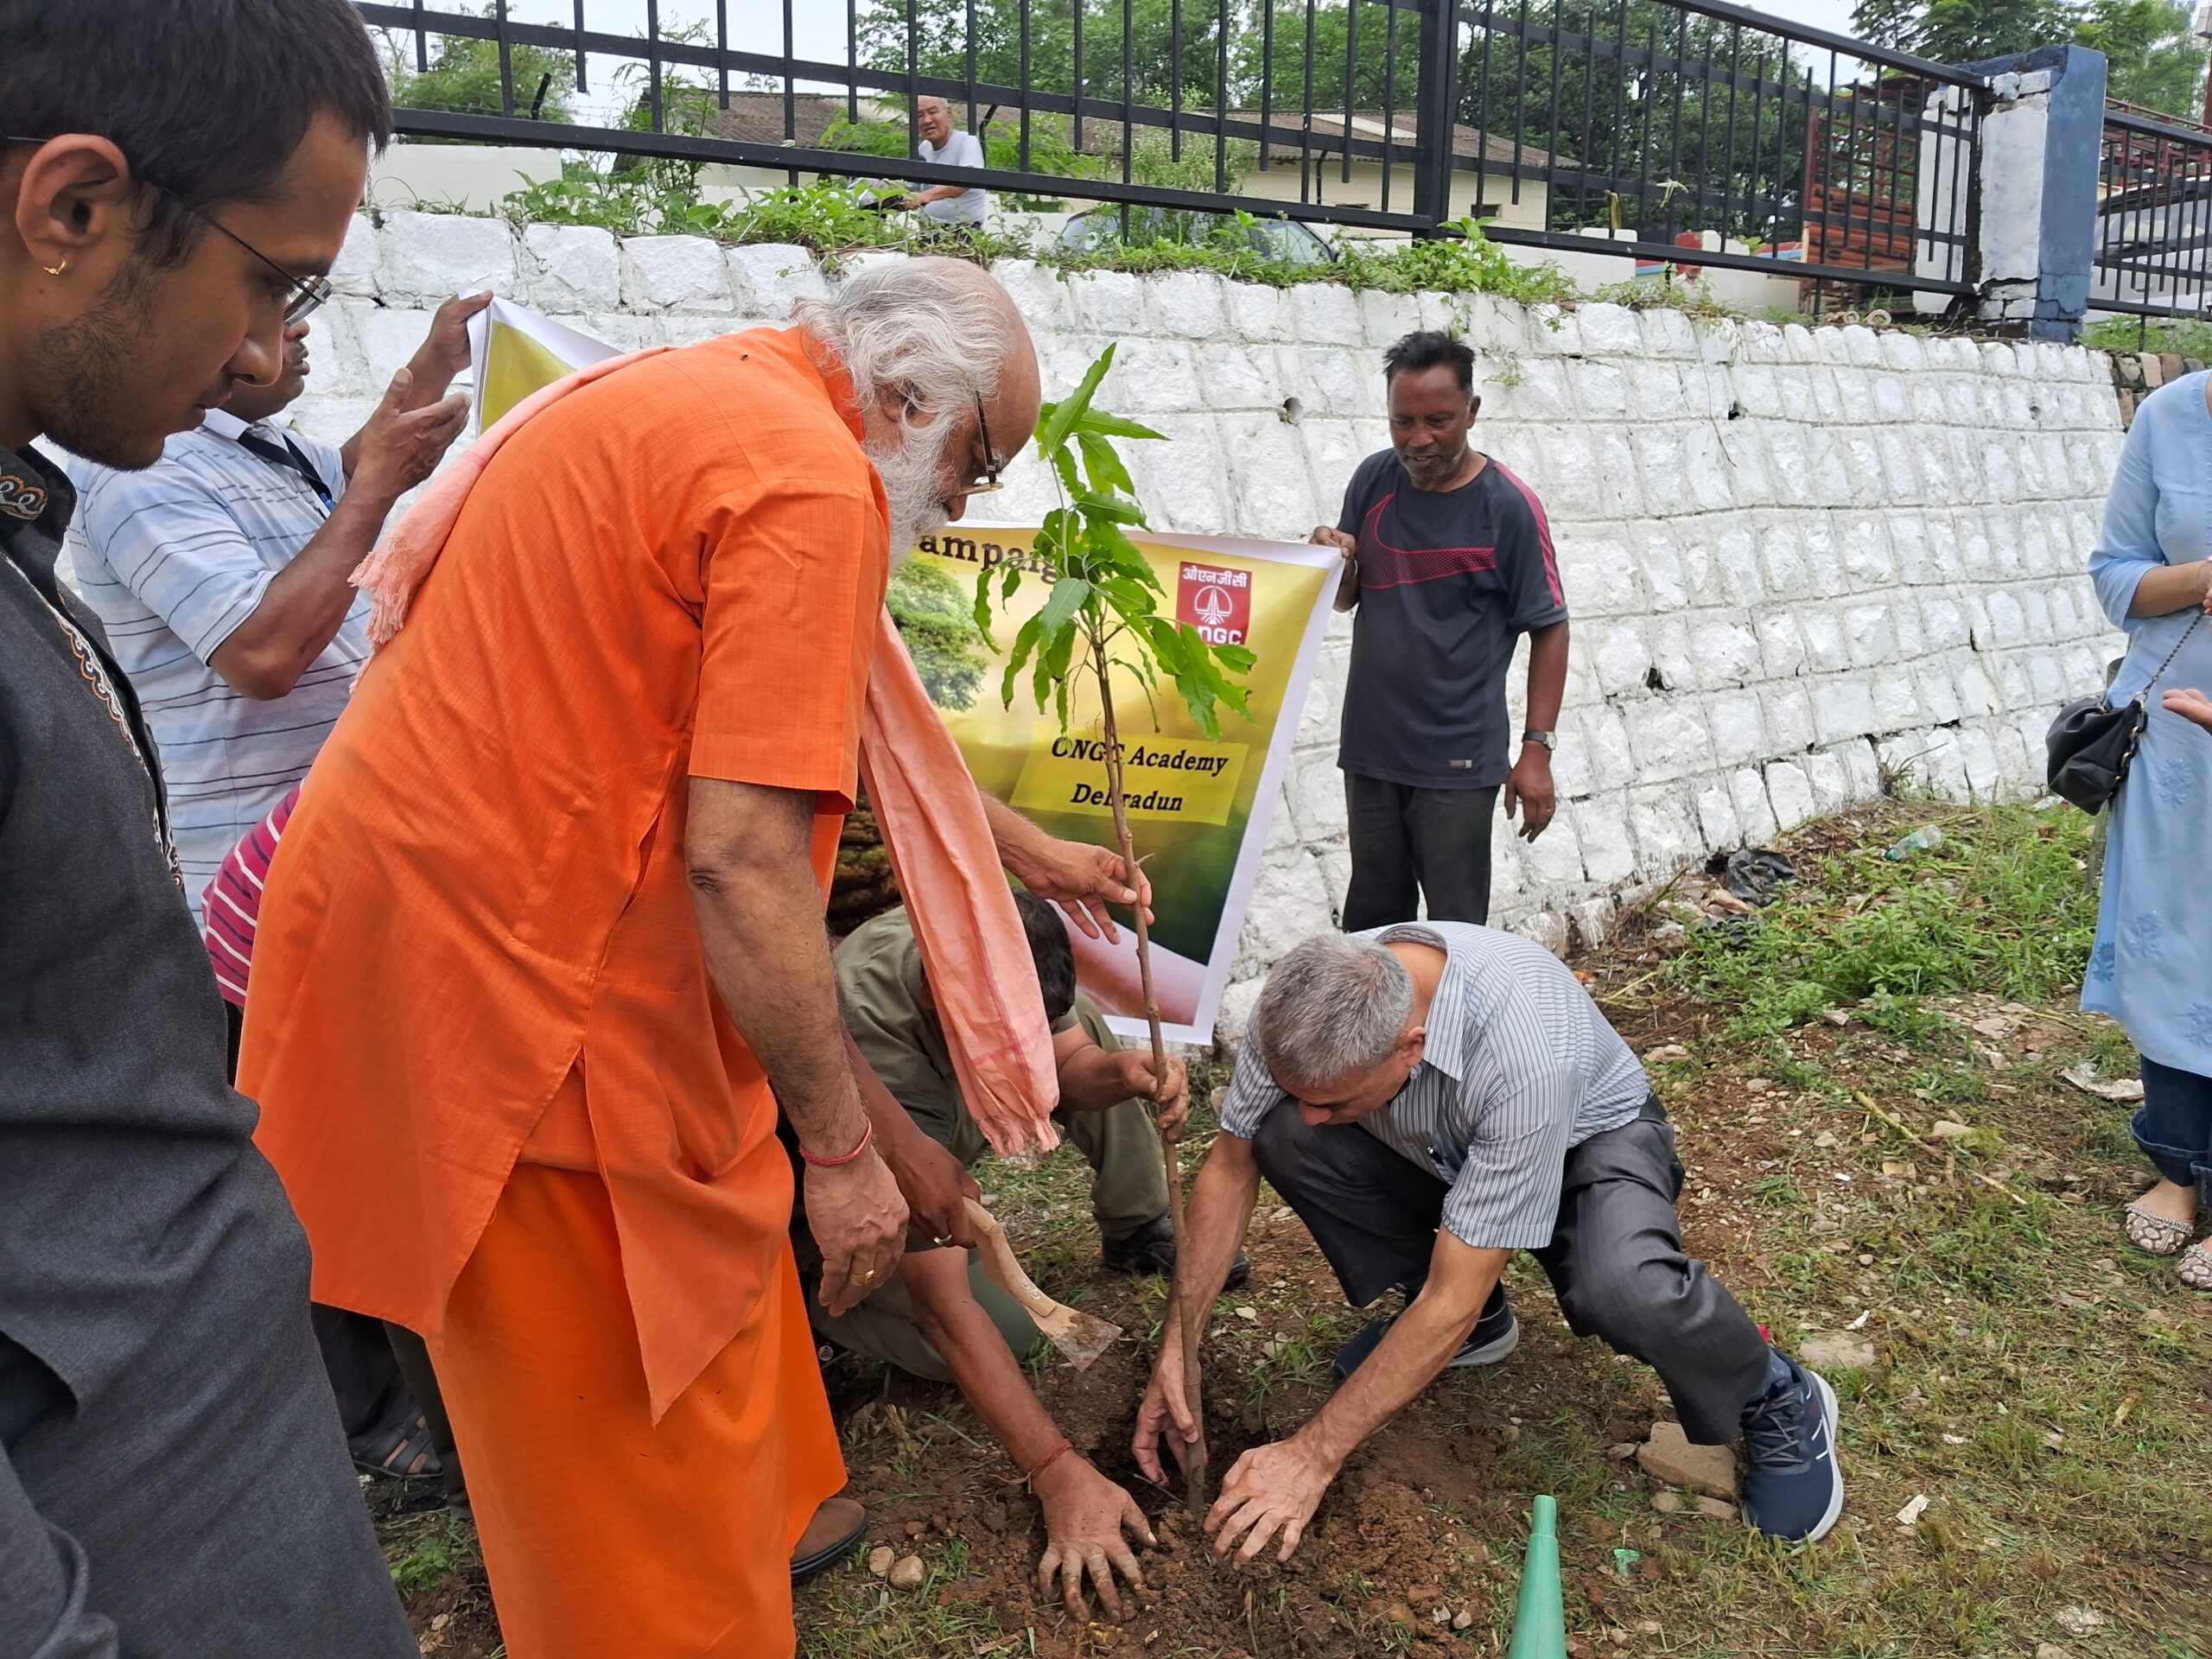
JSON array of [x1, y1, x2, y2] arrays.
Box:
[[1224, 111, 1560, 171]]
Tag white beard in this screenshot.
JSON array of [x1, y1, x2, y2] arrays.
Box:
[[865, 422, 957, 569]]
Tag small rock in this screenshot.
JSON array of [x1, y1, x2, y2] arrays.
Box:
[[1452, 1607, 1476, 1630], [1638, 1622, 1662, 1636], [2034, 1647, 2070, 1659], [1636, 1422, 1738, 1498], [1928, 1119, 1974, 1140], [1895, 1493, 1929, 1527], [1650, 921, 1687, 945], [1814, 1131, 1839, 1149], [1650, 1491, 1683, 1514], [2053, 1607, 2108, 1637], [905, 1520, 926, 1537], [1234, 1306, 1258, 1321], [1821, 1008, 1851, 1027], [868, 1545, 895, 1578], [1644, 1044, 1689, 1063], [888, 1554, 926, 1591], [1799, 1334, 1878, 1371], [1382, 1602, 1419, 1632], [1694, 1497, 1738, 1521], [1430, 1605, 1452, 1625], [1606, 1441, 1640, 1461]]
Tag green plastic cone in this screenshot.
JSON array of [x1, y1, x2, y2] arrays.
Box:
[[1504, 1495, 1567, 1659]]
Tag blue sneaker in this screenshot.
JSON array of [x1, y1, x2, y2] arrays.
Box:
[[1332, 1288, 1518, 1382], [1740, 1351, 1845, 1541]]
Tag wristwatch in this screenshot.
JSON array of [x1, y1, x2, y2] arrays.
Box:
[[1522, 729, 1557, 751]]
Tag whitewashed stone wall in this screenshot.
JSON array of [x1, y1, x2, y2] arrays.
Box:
[[299, 212, 2127, 1035]]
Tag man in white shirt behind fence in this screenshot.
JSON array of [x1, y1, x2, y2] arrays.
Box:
[[899, 93, 989, 226]]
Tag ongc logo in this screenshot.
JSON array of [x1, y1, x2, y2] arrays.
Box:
[[1177, 561, 1250, 646]]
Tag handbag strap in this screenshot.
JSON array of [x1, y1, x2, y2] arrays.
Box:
[[2143, 609, 2205, 696]]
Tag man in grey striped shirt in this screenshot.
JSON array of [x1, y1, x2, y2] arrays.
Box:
[[1133, 922, 1844, 1550], [67, 291, 482, 923]]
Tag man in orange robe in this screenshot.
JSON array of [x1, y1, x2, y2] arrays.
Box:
[[239, 259, 1043, 1657]]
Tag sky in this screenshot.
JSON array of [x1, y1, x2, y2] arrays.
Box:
[[459, 0, 1871, 127]]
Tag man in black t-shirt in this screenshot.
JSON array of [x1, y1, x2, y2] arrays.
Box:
[[1311, 330, 1570, 930]]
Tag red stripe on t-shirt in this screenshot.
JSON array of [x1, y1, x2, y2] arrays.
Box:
[[1490, 461, 1563, 608], [1359, 493, 1500, 588]]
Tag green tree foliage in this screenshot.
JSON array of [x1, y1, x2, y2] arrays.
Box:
[[887, 559, 994, 710], [383, 8, 577, 121], [1853, 0, 2202, 118], [1456, 1, 1813, 240], [858, 0, 1230, 113]]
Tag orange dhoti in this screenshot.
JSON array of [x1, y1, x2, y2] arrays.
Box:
[[433, 1113, 840, 1658]]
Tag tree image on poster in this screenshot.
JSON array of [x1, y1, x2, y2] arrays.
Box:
[[971, 344, 1252, 1514]]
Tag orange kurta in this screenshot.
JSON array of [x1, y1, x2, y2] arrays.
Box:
[[238, 327, 886, 1652]]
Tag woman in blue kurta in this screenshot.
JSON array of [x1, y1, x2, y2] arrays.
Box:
[[2083, 373, 2212, 1292]]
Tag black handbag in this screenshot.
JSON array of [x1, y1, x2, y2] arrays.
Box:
[[2046, 612, 2202, 814]]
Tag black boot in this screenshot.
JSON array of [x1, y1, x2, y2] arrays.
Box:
[[1102, 1211, 1250, 1289]]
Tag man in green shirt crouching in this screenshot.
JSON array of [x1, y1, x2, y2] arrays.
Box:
[[796, 891, 1248, 1614]]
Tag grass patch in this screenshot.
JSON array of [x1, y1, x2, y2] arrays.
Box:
[[1674, 804, 2100, 1039]]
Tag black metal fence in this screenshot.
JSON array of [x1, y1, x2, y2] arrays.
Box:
[[359, 0, 1987, 302], [2095, 108, 2212, 320]]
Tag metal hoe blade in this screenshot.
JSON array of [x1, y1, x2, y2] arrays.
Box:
[[963, 1198, 1122, 1370]]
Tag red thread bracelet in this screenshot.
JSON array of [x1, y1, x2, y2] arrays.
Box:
[[1022, 1438, 1072, 1488], [799, 1121, 874, 1169]]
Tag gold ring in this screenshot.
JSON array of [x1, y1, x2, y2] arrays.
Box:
[[857, 1267, 878, 1283]]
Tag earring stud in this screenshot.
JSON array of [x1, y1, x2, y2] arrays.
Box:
[[41, 257, 67, 276]]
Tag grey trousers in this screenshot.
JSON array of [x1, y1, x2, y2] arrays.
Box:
[[1342, 772, 1500, 931], [1251, 1096, 1772, 1445], [0, 1169, 416, 1658]]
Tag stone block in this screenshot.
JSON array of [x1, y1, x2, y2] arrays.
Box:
[[1700, 618, 1762, 686], [1554, 536, 1638, 617], [375, 210, 518, 305], [1222, 279, 1282, 342], [1766, 760, 1816, 830], [1578, 302, 1643, 356], [1131, 414, 1231, 535], [351, 306, 435, 395], [1646, 615, 1695, 692], [1287, 282, 1364, 346], [1590, 620, 1654, 696], [619, 234, 731, 314], [1576, 801, 1637, 885], [1764, 684, 1815, 751], [1813, 677, 1878, 743], [1062, 268, 1146, 334], [1147, 269, 1230, 339], [1630, 360, 1688, 420], [1695, 781, 1741, 850], [521, 223, 620, 312], [1842, 601, 1897, 667], [1757, 613, 1806, 679], [1236, 849, 1336, 966], [1627, 785, 1700, 875], [1803, 747, 1850, 810], [1625, 702, 1715, 782], [1279, 346, 1368, 421], [1357, 287, 1421, 349], [1524, 815, 1588, 887], [1568, 361, 1630, 421], [1641, 307, 1699, 358], [1104, 337, 1200, 413], [726, 243, 827, 317], [1705, 690, 1767, 767], [1218, 413, 1319, 542], [331, 213, 378, 299], [1800, 608, 1851, 674], [1211, 976, 1263, 1054], [986, 258, 1071, 333], [1195, 341, 1291, 413], [1511, 911, 1572, 958], [1289, 753, 1349, 840], [1567, 896, 1617, 951], [1730, 767, 1780, 844]]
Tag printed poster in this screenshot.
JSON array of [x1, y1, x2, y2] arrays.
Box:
[[896, 524, 1338, 1045]]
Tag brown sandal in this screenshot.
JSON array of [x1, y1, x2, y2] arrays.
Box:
[[2124, 1202, 2194, 1256], [2180, 1243, 2212, 1292]]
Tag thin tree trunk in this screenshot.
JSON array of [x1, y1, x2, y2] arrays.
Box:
[[1091, 632, 1208, 1516]]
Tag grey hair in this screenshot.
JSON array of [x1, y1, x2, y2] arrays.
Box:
[[793, 260, 1007, 439], [1253, 934, 1414, 1088]]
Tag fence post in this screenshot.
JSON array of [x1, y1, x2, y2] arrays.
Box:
[[1958, 44, 2108, 340], [1411, 0, 1461, 235]]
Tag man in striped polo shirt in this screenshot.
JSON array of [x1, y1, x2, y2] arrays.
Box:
[[67, 289, 482, 924], [1133, 924, 1845, 1549]]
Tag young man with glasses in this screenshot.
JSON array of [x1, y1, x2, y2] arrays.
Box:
[[0, 3, 416, 1656]]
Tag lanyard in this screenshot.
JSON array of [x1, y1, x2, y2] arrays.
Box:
[[232, 428, 334, 513]]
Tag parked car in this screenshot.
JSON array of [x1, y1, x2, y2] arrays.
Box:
[[1058, 205, 1338, 266]]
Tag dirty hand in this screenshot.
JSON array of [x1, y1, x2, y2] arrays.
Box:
[[804, 1147, 908, 1317], [351, 369, 469, 504], [1110, 1049, 1190, 1141], [1205, 1436, 1337, 1564], [1009, 834, 1154, 943], [1131, 1338, 1202, 1484], [1309, 525, 1357, 559], [1035, 1454, 1154, 1619], [408, 289, 493, 396], [2165, 687, 2212, 734], [880, 1118, 979, 1249], [1502, 744, 1555, 842]]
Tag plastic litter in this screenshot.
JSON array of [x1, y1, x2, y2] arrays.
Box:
[[1885, 824, 1945, 860], [1721, 848, 1798, 906]]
